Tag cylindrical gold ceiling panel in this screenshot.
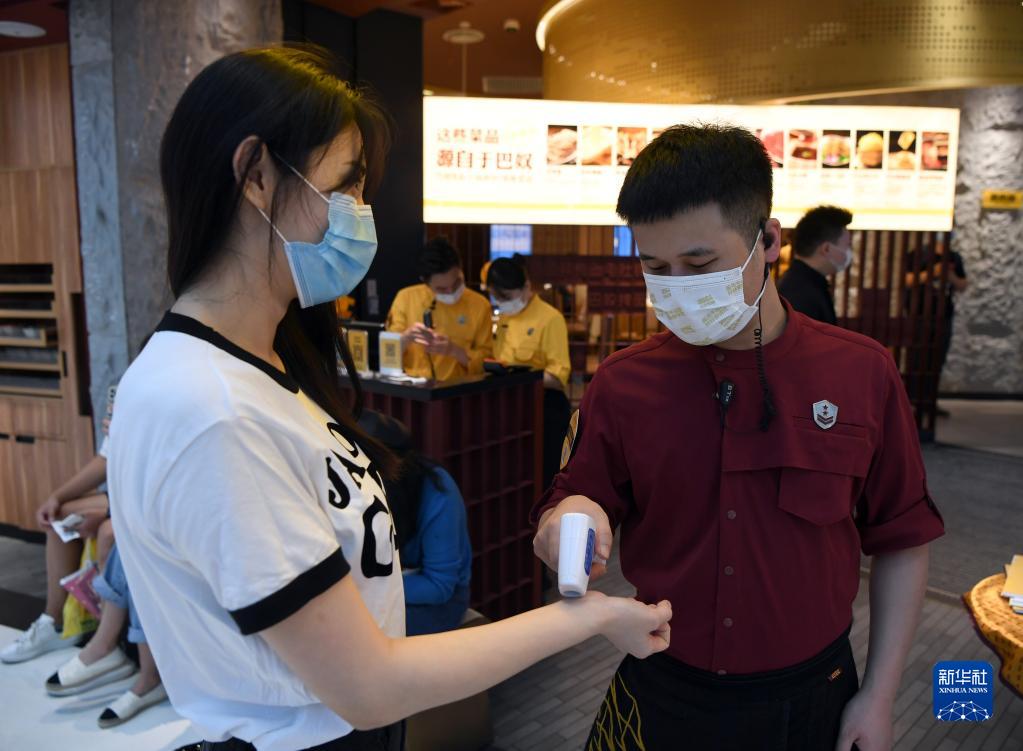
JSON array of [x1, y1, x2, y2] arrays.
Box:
[[540, 0, 1023, 103]]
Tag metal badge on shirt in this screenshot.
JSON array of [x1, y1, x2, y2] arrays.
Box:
[[813, 400, 838, 430]]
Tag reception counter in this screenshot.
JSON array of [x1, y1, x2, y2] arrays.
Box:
[[346, 370, 545, 621]]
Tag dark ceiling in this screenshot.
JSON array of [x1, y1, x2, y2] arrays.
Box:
[[0, 0, 545, 97]]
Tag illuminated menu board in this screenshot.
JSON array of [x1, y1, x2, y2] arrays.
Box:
[[424, 97, 959, 231]]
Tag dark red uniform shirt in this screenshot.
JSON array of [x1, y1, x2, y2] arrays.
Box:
[[532, 304, 944, 675]]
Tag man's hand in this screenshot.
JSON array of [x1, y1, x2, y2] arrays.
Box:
[[422, 331, 453, 357], [403, 322, 434, 348], [835, 688, 894, 751], [533, 495, 613, 580]]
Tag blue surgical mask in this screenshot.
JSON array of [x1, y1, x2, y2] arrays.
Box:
[[260, 165, 378, 308]]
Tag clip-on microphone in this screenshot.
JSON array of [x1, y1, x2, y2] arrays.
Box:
[[716, 378, 736, 428]]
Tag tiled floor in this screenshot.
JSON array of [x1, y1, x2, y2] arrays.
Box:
[[877, 443, 1023, 597]]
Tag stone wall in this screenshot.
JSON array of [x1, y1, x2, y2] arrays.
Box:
[[812, 86, 1023, 396], [71, 0, 281, 438]]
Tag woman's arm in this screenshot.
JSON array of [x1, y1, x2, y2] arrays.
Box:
[[51, 455, 108, 503], [263, 578, 671, 730], [37, 455, 109, 527]]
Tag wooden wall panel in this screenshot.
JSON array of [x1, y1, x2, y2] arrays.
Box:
[[0, 439, 13, 526], [0, 44, 94, 531], [0, 171, 49, 264], [0, 46, 71, 169], [11, 398, 66, 441], [529, 225, 617, 257]]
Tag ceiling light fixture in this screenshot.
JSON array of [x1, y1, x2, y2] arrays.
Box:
[[442, 21, 485, 96], [536, 0, 584, 51], [0, 21, 45, 38]]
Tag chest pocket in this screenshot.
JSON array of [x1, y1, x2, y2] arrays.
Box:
[[723, 418, 873, 527], [513, 336, 538, 363]]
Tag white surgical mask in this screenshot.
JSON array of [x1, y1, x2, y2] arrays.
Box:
[[493, 294, 527, 317], [832, 245, 853, 274], [434, 283, 465, 306], [643, 229, 767, 346]]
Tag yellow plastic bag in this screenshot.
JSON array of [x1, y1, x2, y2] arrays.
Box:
[[60, 538, 99, 639]]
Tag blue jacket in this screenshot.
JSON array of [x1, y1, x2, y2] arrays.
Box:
[[401, 467, 473, 605]]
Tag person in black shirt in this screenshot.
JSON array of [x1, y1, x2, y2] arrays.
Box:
[[903, 245, 968, 413], [778, 205, 853, 325]]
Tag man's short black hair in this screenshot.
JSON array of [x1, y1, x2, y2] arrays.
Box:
[[791, 206, 853, 258], [616, 124, 773, 243], [418, 236, 461, 280]]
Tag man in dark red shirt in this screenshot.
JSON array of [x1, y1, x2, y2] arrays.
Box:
[[532, 125, 944, 751]]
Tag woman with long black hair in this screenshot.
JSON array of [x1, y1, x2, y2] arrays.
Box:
[[107, 45, 670, 751]]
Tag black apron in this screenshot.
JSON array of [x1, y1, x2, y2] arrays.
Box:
[[586, 626, 859, 751]]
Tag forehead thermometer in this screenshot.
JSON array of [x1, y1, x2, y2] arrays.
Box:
[[558, 513, 596, 597]]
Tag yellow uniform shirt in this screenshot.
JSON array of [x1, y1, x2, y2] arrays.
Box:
[[494, 295, 571, 389], [386, 283, 493, 381]]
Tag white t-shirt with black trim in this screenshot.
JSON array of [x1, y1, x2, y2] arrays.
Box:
[[108, 312, 404, 751]]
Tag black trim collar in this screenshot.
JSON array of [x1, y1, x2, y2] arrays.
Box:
[[156, 311, 299, 393]]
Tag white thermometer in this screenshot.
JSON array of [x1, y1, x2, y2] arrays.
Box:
[[558, 513, 596, 597]]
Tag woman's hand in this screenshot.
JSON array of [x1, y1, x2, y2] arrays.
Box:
[[584, 591, 672, 659], [36, 496, 61, 529]]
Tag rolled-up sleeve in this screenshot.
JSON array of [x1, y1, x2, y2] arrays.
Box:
[[541, 312, 571, 389], [857, 353, 945, 556]]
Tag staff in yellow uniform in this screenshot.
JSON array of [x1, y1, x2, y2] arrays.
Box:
[[487, 256, 572, 490], [387, 237, 493, 381]]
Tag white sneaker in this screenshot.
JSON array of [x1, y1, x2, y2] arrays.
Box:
[[0, 614, 81, 664], [46, 647, 137, 696], [98, 682, 169, 728]]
